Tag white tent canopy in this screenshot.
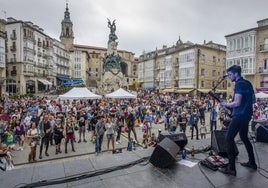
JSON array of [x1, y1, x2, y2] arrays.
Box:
[[58, 87, 102, 100], [105, 88, 136, 99], [255, 92, 268, 99]]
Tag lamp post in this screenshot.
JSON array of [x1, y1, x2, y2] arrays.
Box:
[[196, 49, 200, 90]]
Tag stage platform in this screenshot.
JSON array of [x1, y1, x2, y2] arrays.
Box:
[[1, 137, 268, 188]]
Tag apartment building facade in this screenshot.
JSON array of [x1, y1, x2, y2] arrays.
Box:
[[53, 39, 71, 86], [5, 17, 71, 95], [225, 18, 268, 95], [0, 19, 6, 96], [138, 40, 227, 96]]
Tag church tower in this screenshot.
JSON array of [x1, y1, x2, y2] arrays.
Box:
[[60, 2, 74, 50]]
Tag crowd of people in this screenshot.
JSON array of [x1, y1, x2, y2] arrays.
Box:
[[0, 87, 267, 171]]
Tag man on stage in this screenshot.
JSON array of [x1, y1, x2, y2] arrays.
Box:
[[219, 65, 257, 176]]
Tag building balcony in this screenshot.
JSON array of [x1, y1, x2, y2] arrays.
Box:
[[0, 62, 5, 68], [10, 34, 17, 40], [36, 62, 46, 68], [0, 77, 5, 84], [174, 76, 179, 80], [43, 44, 49, 49], [23, 35, 35, 42], [260, 81, 268, 88], [37, 41, 42, 47], [258, 67, 268, 74], [11, 70, 17, 76], [43, 53, 48, 58], [23, 71, 34, 76], [260, 44, 268, 52], [10, 46, 16, 52], [10, 58, 16, 63], [23, 47, 36, 54], [173, 62, 179, 67]]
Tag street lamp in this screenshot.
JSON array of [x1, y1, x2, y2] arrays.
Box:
[[196, 49, 201, 90]]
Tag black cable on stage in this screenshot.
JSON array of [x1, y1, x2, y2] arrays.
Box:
[[250, 134, 268, 179], [198, 162, 216, 188], [14, 156, 150, 188]]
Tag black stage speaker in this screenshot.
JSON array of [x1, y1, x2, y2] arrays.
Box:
[[211, 130, 239, 157], [251, 120, 268, 132], [255, 124, 268, 143], [150, 137, 180, 168], [158, 132, 188, 150]]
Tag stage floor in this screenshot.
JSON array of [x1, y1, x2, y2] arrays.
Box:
[[1, 137, 268, 188]]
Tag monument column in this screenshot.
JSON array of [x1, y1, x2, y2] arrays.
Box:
[[98, 19, 127, 94]]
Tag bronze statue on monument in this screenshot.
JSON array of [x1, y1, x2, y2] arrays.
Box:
[[98, 18, 127, 94]]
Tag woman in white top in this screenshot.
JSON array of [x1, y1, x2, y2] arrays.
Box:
[[23, 112, 32, 131], [27, 122, 39, 163], [105, 117, 115, 152]]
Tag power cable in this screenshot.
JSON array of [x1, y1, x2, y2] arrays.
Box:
[[14, 156, 150, 188]]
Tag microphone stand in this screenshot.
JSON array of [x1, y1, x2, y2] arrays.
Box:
[[208, 76, 226, 156]]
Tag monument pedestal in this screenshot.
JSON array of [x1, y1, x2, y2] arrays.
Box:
[[98, 71, 127, 94]]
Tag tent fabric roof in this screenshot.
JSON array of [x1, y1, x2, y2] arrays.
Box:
[[105, 88, 136, 99], [38, 79, 53, 85], [58, 87, 102, 100], [255, 92, 268, 99]]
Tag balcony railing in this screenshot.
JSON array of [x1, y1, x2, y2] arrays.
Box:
[[260, 44, 268, 52], [10, 45, 16, 52], [258, 67, 268, 74], [0, 77, 4, 84], [10, 58, 16, 63], [23, 35, 35, 42], [10, 34, 17, 40], [43, 44, 49, 49], [0, 62, 5, 68], [11, 70, 17, 76], [23, 71, 34, 76], [23, 47, 36, 54]]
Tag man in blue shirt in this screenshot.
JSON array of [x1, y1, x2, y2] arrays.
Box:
[[219, 65, 257, 176]]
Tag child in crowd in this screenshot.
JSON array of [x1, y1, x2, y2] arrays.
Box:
[[148, 132, 157, 147], [200, 121, 207, 139]]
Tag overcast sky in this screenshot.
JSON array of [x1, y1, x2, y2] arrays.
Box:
[[1, 0, 268, 56]]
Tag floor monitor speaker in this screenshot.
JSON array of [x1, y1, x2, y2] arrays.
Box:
[[211, 130, 239, 157], [150, 137, 180, 168], [158, 132, 188, 150], [255, 124, 268, 143]]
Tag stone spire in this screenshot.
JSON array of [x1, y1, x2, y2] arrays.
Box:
[[60, 2, 74, 50]]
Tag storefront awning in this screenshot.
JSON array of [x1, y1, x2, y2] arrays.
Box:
[[197, 89, 211, 93], [72, 80, 83, 84], [256, 88, 268, 93], [176, 89, 194, 93], [57, 76, 71, 81], [162, 88, 176, 93], [38, 79, 53, 85], [197, 89, 227, 93]]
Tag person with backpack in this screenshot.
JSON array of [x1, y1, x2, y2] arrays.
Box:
[[189, 109, 199, 140], [126, 112, 138, 143], [95, 116, 106, 154]]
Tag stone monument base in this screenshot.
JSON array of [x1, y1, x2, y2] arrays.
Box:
[[97, 71, 127, 94]]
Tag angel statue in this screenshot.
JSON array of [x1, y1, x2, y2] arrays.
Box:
[[107, 18, 116, 34]]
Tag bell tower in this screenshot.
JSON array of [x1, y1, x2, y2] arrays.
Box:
[[60, 2, 74, 50]]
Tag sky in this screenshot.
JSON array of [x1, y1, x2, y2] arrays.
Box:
[[1, 0, 268, 56]]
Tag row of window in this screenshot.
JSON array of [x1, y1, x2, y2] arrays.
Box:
[[227, 35, 255, 52]]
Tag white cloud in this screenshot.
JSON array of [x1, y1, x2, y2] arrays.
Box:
[[1, 0, 268, 56]]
